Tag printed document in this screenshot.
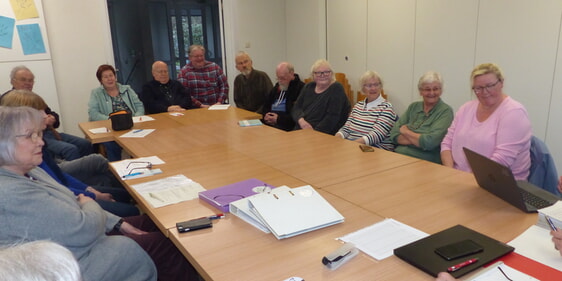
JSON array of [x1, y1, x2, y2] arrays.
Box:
[[339, 218, 428, 260]]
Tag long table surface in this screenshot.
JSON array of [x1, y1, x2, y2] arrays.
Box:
[[80, 107, 542, 280]]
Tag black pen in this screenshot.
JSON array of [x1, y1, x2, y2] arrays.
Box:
[[546, 215, 558, 231]]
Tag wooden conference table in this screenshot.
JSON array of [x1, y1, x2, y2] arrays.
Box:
[[79, 107, 538, 281]]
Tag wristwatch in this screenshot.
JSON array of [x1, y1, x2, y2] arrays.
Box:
[[113, 218, 124, 232]]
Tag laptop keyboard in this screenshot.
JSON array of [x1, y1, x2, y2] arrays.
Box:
[[520, 189, 552, 209]]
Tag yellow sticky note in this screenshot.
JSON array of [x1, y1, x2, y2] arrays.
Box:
[[10, 0, 39, 20]]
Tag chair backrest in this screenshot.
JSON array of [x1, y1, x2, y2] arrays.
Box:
[[357, 89, 388, 103], [334, 73, 353, 105], [528, 136, 560, 196]]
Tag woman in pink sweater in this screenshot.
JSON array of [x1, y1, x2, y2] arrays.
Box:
[[440, 63, 532, 180]]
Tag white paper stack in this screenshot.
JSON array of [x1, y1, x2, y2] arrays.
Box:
[[230, 186, 291, 233], [248, 185, 344, 239]]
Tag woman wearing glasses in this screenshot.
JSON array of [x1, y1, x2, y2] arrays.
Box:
[[292, 59, 350, 135], [0, 106, 198, 281], [336, 70, 397, 150], [389, 71, 454, 163], [440, 63, 532, 180]]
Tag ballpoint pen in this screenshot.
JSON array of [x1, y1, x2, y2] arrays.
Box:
[[123, 172, 142, 178], [447, 258, 478, 272], [132, 129, 143, 133], [546, 215, 558, 231], [202, 213, 225, 220]]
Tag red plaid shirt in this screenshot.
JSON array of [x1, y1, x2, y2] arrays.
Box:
[[177, 61, 229, 107]]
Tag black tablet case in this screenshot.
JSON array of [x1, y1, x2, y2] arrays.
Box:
[[393, 224, 514, 278]]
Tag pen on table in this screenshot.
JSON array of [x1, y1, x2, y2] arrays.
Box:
[[132, 129, 143, 133], [123, 172, 142, 178], [200, 214, 225, 220], [546, 215, 558, 231], [447, 258, 478, 272]]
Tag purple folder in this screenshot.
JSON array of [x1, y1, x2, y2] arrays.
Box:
[[198, 178, 272, 212]]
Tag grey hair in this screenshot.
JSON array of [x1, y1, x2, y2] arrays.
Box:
[[418, 71, 443, 89], [188, 44, 205, 56], [278, 61, 295, 73], [10, 65, 32, 80], [359, 70, 383, 89], [0, 106, 44, 166], [0, 240, 82, 281]]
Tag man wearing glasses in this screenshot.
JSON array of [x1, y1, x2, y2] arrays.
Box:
[[2, 65, 93, 162]]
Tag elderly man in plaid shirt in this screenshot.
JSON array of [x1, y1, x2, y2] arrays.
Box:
[[177, 45, 229, 108]]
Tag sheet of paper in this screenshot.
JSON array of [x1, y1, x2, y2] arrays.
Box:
[[508, 225, 562, 271], [467, 261, 538, 281], [133, 115, 155, 123], [539, 201, 562, 227], [208, 104, 230, 110], [338, 218, 428, 260], [109, 156, 165, 179], [119, 129, 155, 138], [89, 127, 110, 134], [131, 174, 206, 208]]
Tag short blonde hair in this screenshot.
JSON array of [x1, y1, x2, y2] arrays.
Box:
[[0, 90, 48, 111], [470, 63, 504, 87], [310, 59, 335, 82]]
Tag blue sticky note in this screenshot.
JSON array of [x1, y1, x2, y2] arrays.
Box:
[[16, 23, 46, 55], [0, 16, 15, 48]]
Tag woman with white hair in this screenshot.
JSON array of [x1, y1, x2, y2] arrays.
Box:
[[292, 59, 350, 135], [336, 70, 397, 150], [389, 71, 453, 163]]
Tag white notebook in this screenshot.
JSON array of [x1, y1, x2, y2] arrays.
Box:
[[230, 186, 291, 233], [248, 185, 344, 239]]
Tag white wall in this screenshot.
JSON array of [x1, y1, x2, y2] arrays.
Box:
[[43, 0, 114, 136], [320, 0, 562, 172], [222, 0, 287, 104], [285, 0, 326, 78]]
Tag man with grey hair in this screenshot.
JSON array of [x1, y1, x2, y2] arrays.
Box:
[[233, 51, 273, 112], [262, 62, 304, 131], [140, 61, 193, 114], [177, 44, 229, 107], [3, 65, 93, 161]]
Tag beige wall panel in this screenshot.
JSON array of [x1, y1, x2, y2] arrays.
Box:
[[326, 0, 367, 98], [366, 0, 416, 114], [474, 1, 562, 140], [286, 0, 327, 78], [413, 0, 479, 112]]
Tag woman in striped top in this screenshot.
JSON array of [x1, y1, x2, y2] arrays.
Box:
[[336, 71, 397, 151]]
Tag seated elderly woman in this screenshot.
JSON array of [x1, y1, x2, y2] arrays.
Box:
[[88, 64, 145, 161], [389, 71, 454, 163], [0, 106, 197, 281], [441, 63, 532, 180], [1, 90, 139, 217], [335, 70, 397, 150], [292, 59, 351, 135]]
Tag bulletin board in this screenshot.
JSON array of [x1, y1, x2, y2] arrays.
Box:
[[0, 0, 62, 127]]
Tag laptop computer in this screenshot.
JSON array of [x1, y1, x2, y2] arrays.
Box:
[[463, 147, 560, 213]]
